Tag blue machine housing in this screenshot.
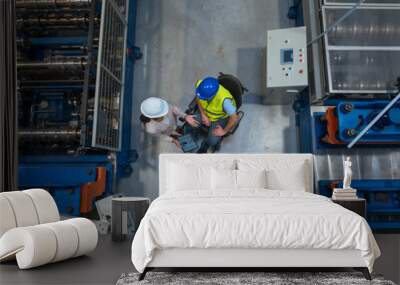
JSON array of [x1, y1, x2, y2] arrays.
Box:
[[17, 0, 140, 216], [293, 88, 313, 153], [19, 155, 113, 216], [314, 100, 400, 149], [319, 180, 400, 232], [336, 101, 400, 143], [289, 1, 400, 233]]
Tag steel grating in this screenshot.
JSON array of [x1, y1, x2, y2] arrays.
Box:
[[92, 0, 128, 150]]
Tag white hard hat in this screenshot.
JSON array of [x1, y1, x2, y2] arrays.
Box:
[[140, 97, 169, 118]]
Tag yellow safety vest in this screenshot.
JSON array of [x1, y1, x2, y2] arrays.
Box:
[[196, 81, 236, 122]]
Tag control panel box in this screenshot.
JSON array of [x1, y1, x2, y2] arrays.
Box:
[[266, 26, 308, 88]]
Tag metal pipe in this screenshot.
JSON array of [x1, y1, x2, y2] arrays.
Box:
[[16, 0, 91, 8], [19, 128, 81, 141], [18, 25, 88, 31], [17, 57, 87, 69], [26, 37, 99, 47], [19, 84, 96, 91], [80, 0, 97, 147], [347, 92, 400, 148], [304, 0, 325, 101], [17, 16, 99, 27], [20, 80, 85, 84]]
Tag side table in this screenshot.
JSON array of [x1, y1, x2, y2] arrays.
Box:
[[112, 197, 150, 242], [332, 198, 366, 218]]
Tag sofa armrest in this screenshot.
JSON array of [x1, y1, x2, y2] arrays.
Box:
[[0, 189, 60, 239], [0, 218, 98, 269]]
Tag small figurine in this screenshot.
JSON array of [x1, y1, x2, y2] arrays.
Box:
[[343, 156, 353, 189], [333, 157, 357, 199]]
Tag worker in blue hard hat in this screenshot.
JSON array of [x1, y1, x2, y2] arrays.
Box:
[[186, 76, 238, 153], [140, 97, 199, 148]]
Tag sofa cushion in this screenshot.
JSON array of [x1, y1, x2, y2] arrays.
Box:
[[0, 192, 39, 227], [24, 189, 59, 224], [0, 226, 57, 269], [0, 196, 17, 237], [65, 218, 98, 257], [0, 218, 98, 269], [42, 221, 79, 262]]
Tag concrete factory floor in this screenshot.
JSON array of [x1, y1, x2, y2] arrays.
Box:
[[0, 235, 133, 285], [119, 0, 298, 200]]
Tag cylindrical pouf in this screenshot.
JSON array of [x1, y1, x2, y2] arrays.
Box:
[[112, 197, 150, 242], [23, 189, 60, 224], [1, 192, 39, 227], [64, 218, 98, 257], [0, 195, 17, 238]]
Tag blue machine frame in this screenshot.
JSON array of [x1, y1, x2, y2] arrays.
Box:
[[17, 0, 140, 216], [19, 155, 113, 216], [291, 1, 400, 233], [336, 101, 400, 143], [314, 100, 400, 149], [287, 0, 314, 154], [319, 180, 400, 232]]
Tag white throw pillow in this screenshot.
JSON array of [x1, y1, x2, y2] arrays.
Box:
[[167, 162, 210, 191], [211, 168, 237, 190], [236, 169, 267, 189], [166, 159, 236, 192], [237, 158, 309, 192], [266, 167, 307, 192]]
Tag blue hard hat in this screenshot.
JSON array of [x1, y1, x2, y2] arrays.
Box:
[[196, 77, 219, 100]]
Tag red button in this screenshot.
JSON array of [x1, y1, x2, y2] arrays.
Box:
[[299, 69, 303, 74]]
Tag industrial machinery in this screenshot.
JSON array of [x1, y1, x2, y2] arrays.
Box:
[[321, 3, 400, 94], [266, 26, 308, 89], [309, 0, 400, 147], [16, 0, 140, 216], [290, 0, 400, 231], [319, 180, 400, 231], [315, 100, 400, 146]]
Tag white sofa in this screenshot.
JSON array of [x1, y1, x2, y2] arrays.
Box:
[[0, 189, 98, 269]]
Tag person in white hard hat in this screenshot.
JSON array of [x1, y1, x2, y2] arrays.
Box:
[[140, 97, 199, 148]]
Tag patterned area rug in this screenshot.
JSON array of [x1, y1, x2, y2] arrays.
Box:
[[116, 272, 396, 285]]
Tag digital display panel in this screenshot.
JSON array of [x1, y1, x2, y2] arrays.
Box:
[[280, 48, 293, 64]]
